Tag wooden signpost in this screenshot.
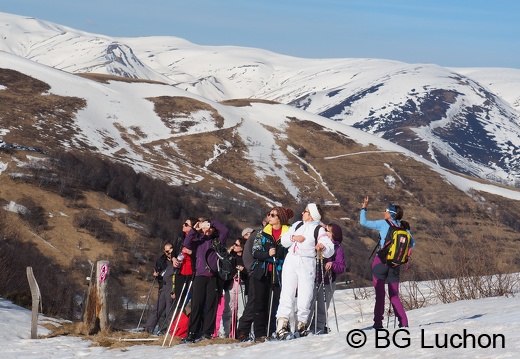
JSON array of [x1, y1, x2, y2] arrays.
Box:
[[83, 260, 110, 333]]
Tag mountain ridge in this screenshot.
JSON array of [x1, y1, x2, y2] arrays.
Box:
[[1, 11, 519, 186]]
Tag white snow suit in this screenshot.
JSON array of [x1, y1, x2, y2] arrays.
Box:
[[276, 220, 334, 324]]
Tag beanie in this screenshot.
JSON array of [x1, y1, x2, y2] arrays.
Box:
[[307, 203, 321, 221], [273, 206, 294, 225], [387, 204, 398, 219], [241, 228, 254, 237]]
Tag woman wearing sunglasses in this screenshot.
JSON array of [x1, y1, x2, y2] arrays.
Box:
[[251, 206, 294, 342]]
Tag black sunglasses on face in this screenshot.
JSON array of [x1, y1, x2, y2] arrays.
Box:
[[268, 213, 278, 218], [183, 222, 191, 227]]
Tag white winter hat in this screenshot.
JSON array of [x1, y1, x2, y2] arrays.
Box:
[[307, 203, 321, 221]]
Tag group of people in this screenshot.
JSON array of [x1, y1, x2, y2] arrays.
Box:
[[142, 198, 415, 342]]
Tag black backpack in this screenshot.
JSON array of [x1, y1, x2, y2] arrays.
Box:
[[377, 220, 412, 267], [206, 239, 235, 281]]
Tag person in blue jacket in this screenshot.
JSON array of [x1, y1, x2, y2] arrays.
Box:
[[360, 196, 415, 329]]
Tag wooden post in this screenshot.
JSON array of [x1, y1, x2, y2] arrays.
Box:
[[96, 260, 110, 330], [26, 266, 41, 339], [83, 260, 110, 334]]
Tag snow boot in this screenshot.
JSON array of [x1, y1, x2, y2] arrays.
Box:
[[276, 317, 290, 340], [296, 321, 309, 337]]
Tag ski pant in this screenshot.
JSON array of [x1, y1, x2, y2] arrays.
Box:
[[307, 281, 335, 333], [143, 286, 173, 333], [174, 273, 191, 302], [214, 292, 227, 337], [187, 275, 222, 337], [253, 273, 280, 337], [237, 275, 255, 337], [217, 281, 246, 337], [276, 255, 315, 324], [372, 255, 408, 327]]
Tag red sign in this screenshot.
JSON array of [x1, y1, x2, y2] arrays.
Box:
[[99, 263, 109, 283]]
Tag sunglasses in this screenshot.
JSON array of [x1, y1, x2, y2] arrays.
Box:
[[302, 210, 310, 214], [164, 249, 173, 254], [183, 222, 191, 227], [268, 213, 278, 218], [234, 243, 242, 247]]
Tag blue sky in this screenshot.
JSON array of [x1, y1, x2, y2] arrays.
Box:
[[3, 0, 519, 68]]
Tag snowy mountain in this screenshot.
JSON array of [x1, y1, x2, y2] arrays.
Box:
[[1, 11, 519, 187]]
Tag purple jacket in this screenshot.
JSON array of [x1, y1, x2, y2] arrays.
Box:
[[316, 241, 346, 285], [183, 220, 229, 277]]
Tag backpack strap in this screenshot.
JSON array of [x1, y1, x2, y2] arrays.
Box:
[[294, 221, 320, 243], [314, 225, 320, 244]]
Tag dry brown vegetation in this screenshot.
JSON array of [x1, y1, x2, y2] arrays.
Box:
[[41, 322, 250, 349], [0, 69, 87, 150], [148, 96, 225, 131], [75, 73, 165, 85], [220, 98, 280, 107]]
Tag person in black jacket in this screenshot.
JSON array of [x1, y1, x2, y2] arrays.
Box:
[[218, 236, 249, 338], [236, 217, 267, 342], [143, 242, 175, 333], [250, 207, 294, 342]]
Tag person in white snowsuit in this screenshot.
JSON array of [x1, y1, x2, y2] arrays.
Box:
[[275, 203, 334, 338]]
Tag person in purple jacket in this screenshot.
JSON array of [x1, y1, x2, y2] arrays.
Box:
[[307, 222, 346, 334], [182, 219, 229, 343], [360, 196, 415, 329]]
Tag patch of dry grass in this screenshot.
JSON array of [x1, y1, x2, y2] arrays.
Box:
[[75, 73, 165, 85], [219, 98, 280, 107], [147, 96, 225, 131], [40, 321, 246, 349]]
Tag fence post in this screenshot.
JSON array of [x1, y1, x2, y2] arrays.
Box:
[[26, 266, 41, 339]]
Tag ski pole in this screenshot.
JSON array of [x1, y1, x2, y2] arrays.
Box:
[[137, 277, 156, 329], [231, 276, 239, 338], [161, 278, 187, 346], [328, 271, 339, 332], [238, 270, 246, 308], [266, 258, 276, 337], [321, 257, 328, 334], [236, 272, 244, 338], [314, 285, 318, 333], [386, 298, 393, 329], [168, 277, 193, 346], [307, 254, 320, 333]]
